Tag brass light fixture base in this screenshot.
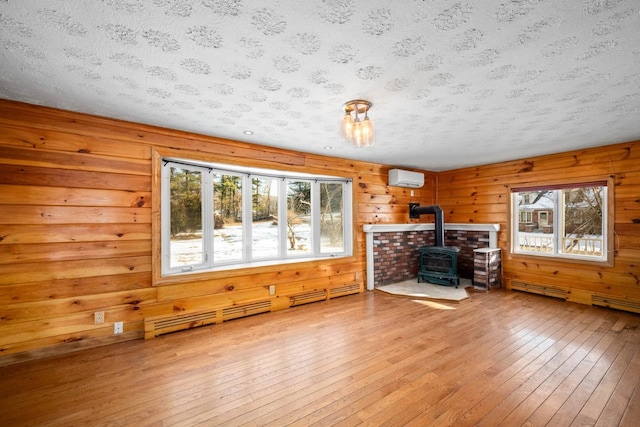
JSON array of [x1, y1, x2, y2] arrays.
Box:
[[343, 99, 372, 114]]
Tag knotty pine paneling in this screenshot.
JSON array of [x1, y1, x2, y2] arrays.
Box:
[[0, 206, 151, 225], [2, 125, 153, 160], [0, 99, 434, 363], [0, 145, 151, 175], [156, 260, 363, 301], [437, 140, 640, 307], [0, 256, 152, 286], [0, 272, 152, 305], [0, 165, 152, 191], [0, 184, 150, 207], [4, 97, 635, 363], [0, 240, 151, 264]]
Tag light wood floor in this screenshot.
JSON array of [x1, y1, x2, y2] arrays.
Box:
[[2, 288, 640, 426]]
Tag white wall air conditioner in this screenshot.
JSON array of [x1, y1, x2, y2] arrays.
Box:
[[388, 169, 424, 188]]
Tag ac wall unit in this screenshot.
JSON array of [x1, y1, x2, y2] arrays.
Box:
[[388, 169, 424, 188]]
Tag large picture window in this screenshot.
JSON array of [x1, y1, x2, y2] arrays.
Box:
[[511, 181, 610, 263], [161, 159, 352, 276]]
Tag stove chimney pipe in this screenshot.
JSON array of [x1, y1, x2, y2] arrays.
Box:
[[409, 203, 445, 247]]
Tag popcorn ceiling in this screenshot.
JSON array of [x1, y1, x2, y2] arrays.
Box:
[[0, 0, 639, 171]]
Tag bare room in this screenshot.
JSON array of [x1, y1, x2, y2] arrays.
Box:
[[1, 1, 639, 425]]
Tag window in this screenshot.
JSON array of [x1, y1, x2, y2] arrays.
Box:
[[511, 182, 610, 262], [161, 159, 352, 276], [519, 211, 533, 223]]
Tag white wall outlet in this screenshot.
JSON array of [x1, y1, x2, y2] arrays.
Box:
[[269, 285, 276, 295], [410, 190, 414, 197], [114, 321, 124, 334], [94, 311, 104, 324]]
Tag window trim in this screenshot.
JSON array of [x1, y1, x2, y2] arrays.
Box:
[[152, 148, 354, 285], [507, 177, 614, 267]]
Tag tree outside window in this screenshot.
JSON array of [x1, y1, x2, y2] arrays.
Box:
[[161, 160, 352, 276], [512, 183, 607, 261]]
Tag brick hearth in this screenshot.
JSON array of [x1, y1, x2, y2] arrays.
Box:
[[363, 223, 500, 290]]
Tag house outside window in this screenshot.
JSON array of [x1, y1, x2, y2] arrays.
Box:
[[161, 159, 352, 276], [511, 182, 609, 262]]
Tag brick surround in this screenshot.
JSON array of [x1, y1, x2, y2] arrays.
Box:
[[373, 231, 433, 287], [444, 230, 491, 281], [372, 229, 492, 288]]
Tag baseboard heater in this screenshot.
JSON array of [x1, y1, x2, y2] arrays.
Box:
[[144, 300, 272, 339], [222, 300, 272, 320], [510, 281, 568, 300], [290, 290, 327, 306], [287, 283, 361, 306], [144, 309, 220, 339], [144, 283, 363, 339], [592, 295, 640, 314], [329, 283, 361, 297]]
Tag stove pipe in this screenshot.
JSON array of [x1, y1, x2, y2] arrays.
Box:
[[409, 203, 445, 247]]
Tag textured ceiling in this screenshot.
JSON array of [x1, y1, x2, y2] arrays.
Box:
[[1, 0, 639, 171]]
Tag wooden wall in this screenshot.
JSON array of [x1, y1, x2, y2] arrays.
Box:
[[2, 98, 638, 364], [0, 100, 436, 363], [437, 141, 640, 309]]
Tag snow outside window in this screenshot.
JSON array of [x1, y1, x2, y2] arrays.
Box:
[[161, 159, 352, 276], [511, 183, 608, 262]]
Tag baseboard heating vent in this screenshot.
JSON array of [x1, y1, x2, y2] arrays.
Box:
[[329, 283, 362, 298], [592, 295, 640, 314], [511, 281, 567, 300], [144, 283, 363, 340], [144, 310, 218, 339], [145, 300, 273, 339], [222, 300, 272, 320], [289, 290, 327, 306]]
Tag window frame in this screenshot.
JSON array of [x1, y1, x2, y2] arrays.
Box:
[[508, 177, 614, 266], [157, 154, 353, 280]]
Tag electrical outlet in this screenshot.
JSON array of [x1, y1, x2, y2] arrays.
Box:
[[114, 321, 124, 334], [269, 285, 276, 295], [94, 311, 104, 324]]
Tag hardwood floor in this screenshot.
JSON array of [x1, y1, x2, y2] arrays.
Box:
[[2, 288, 640, 426]]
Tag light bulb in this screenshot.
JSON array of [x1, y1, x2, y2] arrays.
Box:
[[352, 119, 364, 147], [360, 116, 374, 146], [341, 113, 353, 141]]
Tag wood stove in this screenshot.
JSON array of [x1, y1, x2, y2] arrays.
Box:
[[410, 203, 461, 287], [417, 246, 460, 287]]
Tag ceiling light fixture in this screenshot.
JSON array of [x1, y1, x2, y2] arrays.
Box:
[[341, 99, 374, 148]]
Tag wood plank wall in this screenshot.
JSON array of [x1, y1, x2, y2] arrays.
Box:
[[0, 100, 436, 363], [437, 141, 640, 308], [2, 98, 637, 363]]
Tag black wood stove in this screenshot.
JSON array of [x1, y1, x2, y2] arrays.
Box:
[[417, 246, 460, 287], [410, 203, 461, 287]]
